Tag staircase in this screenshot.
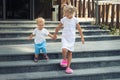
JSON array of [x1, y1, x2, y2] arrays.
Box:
[[0, 21, 120, 80], [0, 21, 120, 45]]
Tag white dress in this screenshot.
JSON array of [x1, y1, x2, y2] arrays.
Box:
[[61, 17, 79, 51]]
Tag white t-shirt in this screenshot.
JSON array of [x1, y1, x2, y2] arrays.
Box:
[[61, 17, 79, 51], [33, 28, 49, 44]]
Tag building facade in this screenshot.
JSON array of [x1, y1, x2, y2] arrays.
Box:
[[0, 0, 60, 21]]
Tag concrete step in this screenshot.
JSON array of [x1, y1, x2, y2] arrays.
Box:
[[104, 78, 120, 80], [0, 30, 110, 38], [0, 39, 120, 61], [0, 49, 120, 61], [0, 56, 120, 74], [0, 21, 119, 80], [0, 25, 100, 30], [0, 66, 120, 80], [0, 21, 59, 25], [0, 21, 92, 25], [0, 35, 120, 45]]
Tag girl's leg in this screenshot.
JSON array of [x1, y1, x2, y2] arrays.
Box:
[[62, 48, 68, 60], [65, 50, 73, 74], [67, 51, 72, 68], [60, 48, 68, 67]]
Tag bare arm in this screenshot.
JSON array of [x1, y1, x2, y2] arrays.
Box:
[[28, 34, 35, 40], [54, 23, 63, 36], [76, 23, 85, 44], [48, 33, 56, 40]]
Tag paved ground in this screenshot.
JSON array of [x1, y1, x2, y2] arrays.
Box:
[[0, 40, 120, 55]]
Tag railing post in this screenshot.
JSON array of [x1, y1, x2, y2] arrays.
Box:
[[3, 0, 6, 20], [88, 0, 91, 17], [78, 0, 82, 17], [95, 0, 99, 24], [116, 4, 119, 29], [110, 4, 115, 29], [116, 4, 120, 35], [83, 0, 86, 17], [92, 0, 95, 17], [102, 4, 105, 24], [58, 0, 61, 20], [98, 5, 101, 24], [105, 4, 109, 25]]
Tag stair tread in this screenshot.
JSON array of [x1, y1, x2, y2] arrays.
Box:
[[0, 35, 119, 40], [0, 40, 120, 55], [0, 21, 92, 24], [0, 29, 109, 33], [0, 66, 120, 80], [0, 21, 60, 24], [0, 21, 119, 80], [0, 56, 120, 67], [104, 78, 120, 80], [0, 25, 98, 27]]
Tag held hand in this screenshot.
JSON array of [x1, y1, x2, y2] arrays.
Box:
[[53, 34, 57, 40], [53, 35, 57, 40]]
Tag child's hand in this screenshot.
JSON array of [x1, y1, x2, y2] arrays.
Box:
[[53, 34, 57, 40], [28, 34, 34, 40], [28, 36, 32, 40], [81, 38, 85, 44], [48, 34, 57, 40]]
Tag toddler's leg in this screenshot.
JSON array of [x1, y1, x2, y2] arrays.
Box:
[[34, 54, 39, 62], [42, 54, 49, 60], [42, 47, 49, 60], [34, 44, 40, 62], [35, 54, 39, 58]]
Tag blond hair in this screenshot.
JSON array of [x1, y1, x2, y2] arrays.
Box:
[[63, 5, 77, 15], [35, 17, 45, 24]]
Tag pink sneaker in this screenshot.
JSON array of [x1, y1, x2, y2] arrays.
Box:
[[65, 67, 73, 74], [60, 59, 67, 67]]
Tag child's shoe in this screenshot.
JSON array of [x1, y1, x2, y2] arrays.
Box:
[[65, 67, 73, 74], [60, 59, 67, 67], [43, 54, 49, 60], [34, 58, 38, 62]]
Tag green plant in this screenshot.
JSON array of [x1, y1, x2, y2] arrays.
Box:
[[110, 26, 116, 35], [100, 24, 109, 30], [109, 27, 120, 35], [100, 24, 120, 35]]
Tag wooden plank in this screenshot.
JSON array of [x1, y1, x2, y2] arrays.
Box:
[[78, 0, 82, 17], [110, 4, 115, 29], [71, 0, 73, 5], [98, 5, 101, 24], [88, 0, 91, 17], [91, 0, 94, 17], [105, 4, 109, 25], [83, 0, 86, 17], [116, 4, 120, 29], [58, 0, 61, 20], [102, 5, 105, 24], [74, 0, 77, 7]]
